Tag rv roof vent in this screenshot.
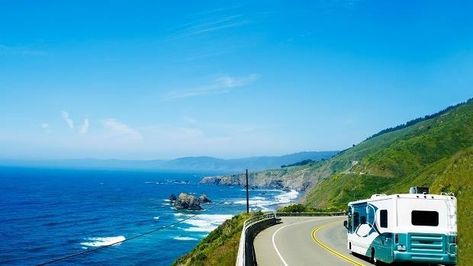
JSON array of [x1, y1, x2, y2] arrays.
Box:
[[409, 186, 429, 194], [371, 194, 387, 199]]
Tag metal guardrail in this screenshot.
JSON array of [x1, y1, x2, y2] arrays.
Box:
[[236, 212, 277, 266], [276, 211, 345, 217]]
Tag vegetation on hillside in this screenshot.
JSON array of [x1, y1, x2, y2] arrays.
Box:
[[173, 212, 260, 266], [301, 98, 473, 265], [365, 99, 472, 140], [281, 159, 317, 168], [277, 204, 341, 213], [415, 147, 473, 265], [304, 98, 473, 208]]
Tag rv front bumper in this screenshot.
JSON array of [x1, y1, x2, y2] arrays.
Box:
[[393, 250, 456, 265]]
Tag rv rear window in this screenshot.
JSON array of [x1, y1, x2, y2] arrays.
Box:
[[411, 211, 439, 226], [380, 210, 388, 228]]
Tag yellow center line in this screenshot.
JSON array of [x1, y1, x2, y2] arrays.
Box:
[[311, 221, 366, 266]]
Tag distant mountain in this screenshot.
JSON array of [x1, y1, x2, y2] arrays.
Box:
[[159, 151, 337, 172], [0, 151, 337, 173]]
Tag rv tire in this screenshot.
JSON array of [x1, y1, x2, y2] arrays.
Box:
[[370, 248, 378, 264]]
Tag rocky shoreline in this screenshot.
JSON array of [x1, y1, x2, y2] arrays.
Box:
[[200, 171, 310, 192]]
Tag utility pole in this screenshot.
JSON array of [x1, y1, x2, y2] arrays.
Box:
[[246, 169, 249, 213]]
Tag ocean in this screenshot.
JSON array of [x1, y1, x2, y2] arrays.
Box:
[[0, 166, 298, 265]]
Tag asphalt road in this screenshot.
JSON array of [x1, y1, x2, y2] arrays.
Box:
[[254, 216, 373, 266]]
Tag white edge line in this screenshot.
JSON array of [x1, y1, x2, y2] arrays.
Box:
[[272, 218, 332, 266], [272, 224, 290, 266]]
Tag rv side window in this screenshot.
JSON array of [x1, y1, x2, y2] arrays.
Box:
[[380, 210, 388, 228], [411, 211, 439, 226], [353, 212, 360, 228]]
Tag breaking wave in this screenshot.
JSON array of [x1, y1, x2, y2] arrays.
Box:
[[174, 213, 232, 233], [173, 236, 198, 241], [233, 190, 299, 211], [80, 236, 126, 248]]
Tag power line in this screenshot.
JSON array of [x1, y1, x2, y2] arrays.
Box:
[[37, 214, 198, 266], [36, 196, 253, 265]]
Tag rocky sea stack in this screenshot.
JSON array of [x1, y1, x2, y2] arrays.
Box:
[[170, 193, 211, 210]]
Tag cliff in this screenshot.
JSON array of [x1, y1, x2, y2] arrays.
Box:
[[200, 160, 332, 192]]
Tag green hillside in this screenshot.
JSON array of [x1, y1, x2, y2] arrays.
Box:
[[304, 98, 473, 208], [302, 98, 472, 265], [173, 212, 254, 266]]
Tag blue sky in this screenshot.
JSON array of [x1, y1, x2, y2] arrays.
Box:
[[0, 0, 472, 160]]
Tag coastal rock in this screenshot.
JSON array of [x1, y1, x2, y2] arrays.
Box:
[[169, 194, 177, 202], [174, 193, 202, 210], [198, 194, 211, 203], [172, 193, 212, 210]]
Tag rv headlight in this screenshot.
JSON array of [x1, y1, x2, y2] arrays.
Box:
[[396, 245, 406, 251]]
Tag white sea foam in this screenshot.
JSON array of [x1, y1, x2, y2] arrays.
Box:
[[80, 236, 126, 248], [233, 199, 274, 211], [275, 190, 299, 204], [179, 214, 232, 233], [233, 196, 275, 211], [251, 196, 266, 200], [174, 236, 198, 241], [239, 188, 282, 192], [233, 190, 299, 211]]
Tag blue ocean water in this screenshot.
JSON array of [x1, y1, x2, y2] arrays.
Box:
[[0, 167, 298, 265]]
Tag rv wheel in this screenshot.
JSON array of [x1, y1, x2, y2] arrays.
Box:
[[370, 248, 378, 264]]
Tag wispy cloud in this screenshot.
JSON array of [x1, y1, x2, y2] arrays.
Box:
[[41, 123, 52, 134], [215, 74, 259, 88], [166, 12, 250, 41], [61, 111, 74, 129], [185, 15, 249, 36], [102, 119, 143, 141], [162, 74, 259, 101], [80, 119, 89, 134]]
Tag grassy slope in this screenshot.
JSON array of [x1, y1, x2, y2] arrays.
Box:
[[173, 212, 254, 266], [255, 101, 473, 195], [302, 99, 473, 265], [420, 147, 473, 265], [305, 99, 473, 208]]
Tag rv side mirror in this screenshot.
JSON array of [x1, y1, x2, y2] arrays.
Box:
[[343, 221, 348, 229]]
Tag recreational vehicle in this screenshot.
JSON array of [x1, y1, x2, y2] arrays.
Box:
[[343, 187, 457, 265]]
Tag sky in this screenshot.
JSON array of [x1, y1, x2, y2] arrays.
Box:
[[0, 0, 472, 160]]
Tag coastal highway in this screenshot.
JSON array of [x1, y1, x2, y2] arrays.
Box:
[[254, 216, 372, 266]]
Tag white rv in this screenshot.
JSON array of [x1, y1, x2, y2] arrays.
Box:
[[344, 187, 457, 265]]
